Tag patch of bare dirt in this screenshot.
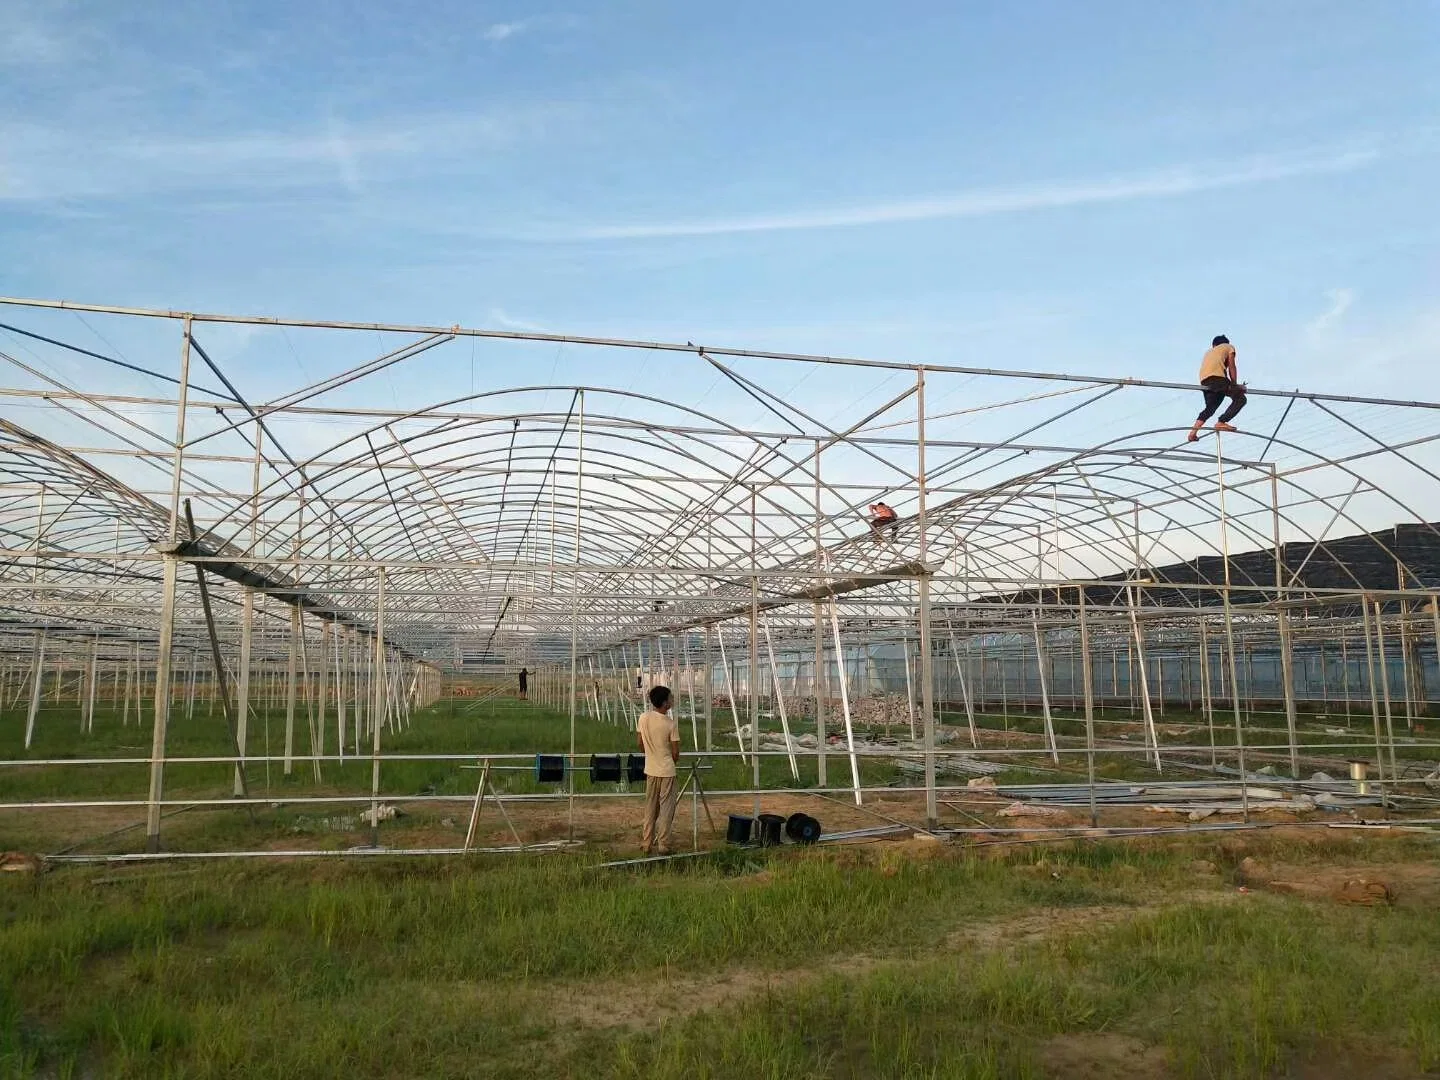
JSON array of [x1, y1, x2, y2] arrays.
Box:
[[944, 904, 1142, 950], [1039, 1033, 1173, 1079], [1237, 856, 1440, 908], [1289, 1039, 1427, 1079], [535, 966, 815, 1031]]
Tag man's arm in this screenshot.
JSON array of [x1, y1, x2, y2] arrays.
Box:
[[669, 738, 681, 765], [637, 730, 645, 752], [1226, 347, 1238, 383]]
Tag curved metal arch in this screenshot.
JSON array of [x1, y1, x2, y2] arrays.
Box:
[[204, 385, 806, 545]]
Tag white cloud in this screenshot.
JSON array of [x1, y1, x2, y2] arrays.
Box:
[[482, 20, 530, 42], [480, 14, 578, 43], [0, 104, 578, 201], [485, 307, 550, 333], [1306, 287, 1354, 337], [561, 146, 1382, 241]]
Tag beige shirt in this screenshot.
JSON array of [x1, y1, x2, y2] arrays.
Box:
[[1199, 343, 1235, 382], [637, 709, 679, 777]]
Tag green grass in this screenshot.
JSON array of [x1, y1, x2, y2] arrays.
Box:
[[0, 697, 906, 854], [2, 835, 1438, 1078], [604, 896, 1440, 1079]]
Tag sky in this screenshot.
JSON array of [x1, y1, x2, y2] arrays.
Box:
[[2, 0, 1440, 445]]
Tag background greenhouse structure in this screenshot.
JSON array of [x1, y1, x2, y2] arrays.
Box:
[[2, 294, 1438, 859]]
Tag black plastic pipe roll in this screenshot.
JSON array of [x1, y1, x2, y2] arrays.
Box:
[[785, 813, 822, 844], [534, 754, 566, 783], [625, 754, 647, 783], [756, 813, 786, 847], [589, 755, 622, 783], [726, 814, 754, 845]]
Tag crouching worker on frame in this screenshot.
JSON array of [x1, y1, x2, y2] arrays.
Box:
[[637, 685, 681, 855]]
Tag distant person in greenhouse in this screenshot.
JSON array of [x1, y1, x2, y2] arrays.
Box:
[[637, 684, 681, 856], [517, 667, 528, 700], [869, 501, 899, 543]]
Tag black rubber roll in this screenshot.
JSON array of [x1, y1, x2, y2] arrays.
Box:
[[534, 754, 566, 783], [756, 813, 786, 847], [588, 754, 622, 783], [726, 814, 754, 845], [790, 813, 822, 844], [625, 753, 647, 783]]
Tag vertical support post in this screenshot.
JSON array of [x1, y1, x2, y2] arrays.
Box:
[[1032, 612, 1058, 764], [568, 390, 583, 836], [916, 366, 937, 827], [1198, 618, 1215, 766], [761, 615, 799, 778], [717, 631, 745, 759], [948, 631, 978, 747], [24, 630, 45, 749], [827, 599, 862, 804], [235, 590, 253, 795], [1272, 467, 1300, 778], [902, 629, 916, 741], [813, 600, 827, 786], [1359, 596, 1389, 801], [284, 606, 299, 776], [703, 625, 714, 750], [146, 314, 192, 852], [1215, 435, 1250, 821], [369, 569, 387, 847], [749, 485, 761, 813], [1431, 595, 1440, 722], [123, 642, 135, 726], [1078, 587, 1098, 828], [84, 636, 99, 733], [317, 620, 331, 765], [1126, 586, 1162, 771], [813, 438, 827, 787], [1373, 598, 1400, 784]]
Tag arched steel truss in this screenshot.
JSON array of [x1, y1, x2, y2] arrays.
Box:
[[2, 295, 1438, 850]]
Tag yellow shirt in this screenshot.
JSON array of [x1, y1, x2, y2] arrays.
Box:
[[1199, 343, 1235, 382], [637, 709, 679, 777]]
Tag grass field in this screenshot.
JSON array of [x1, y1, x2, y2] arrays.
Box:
[[5, 697, 1440, 1077], [0, 694, 907, 854], [3, 831, 1440, 1078]]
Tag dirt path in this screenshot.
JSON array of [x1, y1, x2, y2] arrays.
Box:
[[499, 898, 1204, 1034]]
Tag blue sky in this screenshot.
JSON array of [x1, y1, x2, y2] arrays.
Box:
[[3, 0, 1439, 416]]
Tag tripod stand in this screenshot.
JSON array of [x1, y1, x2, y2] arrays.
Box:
[[463, 759, 525, 850], [675, 759, 718, 849]]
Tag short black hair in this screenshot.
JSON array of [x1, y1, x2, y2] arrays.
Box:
[[648, 685, 672, 709], [1212, 334, 1230, 347]]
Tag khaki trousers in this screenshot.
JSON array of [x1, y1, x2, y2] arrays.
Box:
[[642, 775, 678, 853]]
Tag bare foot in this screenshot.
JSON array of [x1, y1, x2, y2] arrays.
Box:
[[1213, 422, 1238, 433], [1187, 429, 1201, 442]]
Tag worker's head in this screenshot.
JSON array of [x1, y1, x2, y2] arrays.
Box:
[[648, 685, 672, 712], [1212, 334, 1230, 347]]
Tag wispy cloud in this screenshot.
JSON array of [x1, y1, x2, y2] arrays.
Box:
[[0, 1, 73, 67], [0, 104, 579, 201], [481, 14, 578, 43], [562, 146, 1382, 241], [1306, 287, 1354, 337], [482, 20, 531, 42], [485, 307, 550, 333]]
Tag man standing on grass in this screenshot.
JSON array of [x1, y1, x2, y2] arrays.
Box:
[[637, 684, 681, 855], [517, 667, 528, 701]]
